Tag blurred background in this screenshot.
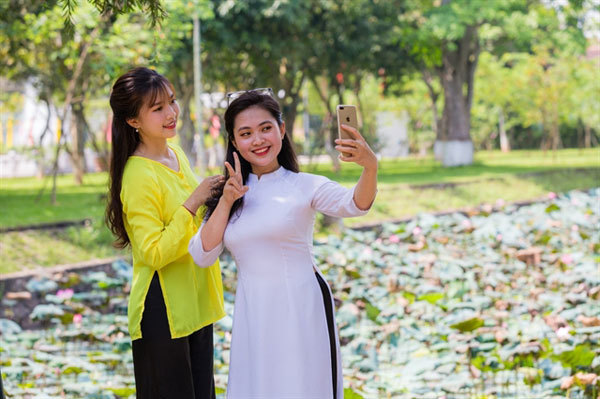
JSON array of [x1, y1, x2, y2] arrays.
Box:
[[1, 0, 598, 178]]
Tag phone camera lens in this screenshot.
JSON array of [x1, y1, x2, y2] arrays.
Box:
[[346, 117, 350, 122]]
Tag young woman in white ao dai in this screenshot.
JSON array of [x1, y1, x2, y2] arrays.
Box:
[[189, 91, 378, 399]]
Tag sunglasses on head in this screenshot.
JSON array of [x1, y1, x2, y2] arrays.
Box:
[[226, 87, 274, 106]]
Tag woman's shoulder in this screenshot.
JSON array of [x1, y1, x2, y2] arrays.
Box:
[[120, 161, 160, 202], [286, 170, 330, 192], [122, 157, 158, 187], [296, 171, 330, 183]]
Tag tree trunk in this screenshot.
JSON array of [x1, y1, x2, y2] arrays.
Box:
[[50, 120, 65, 205], [422, 69, 443, 159], [438, 73, 473, 165], [309, 76, 340, 172], [78, 106, 110, 172], [584, 125, 591, 148], [283, 94, 300, 151], [441, 54, 472, 141], [71, 107, 85, 185], [36, 98, 53, 178], [436, 24, 479, 166], [172, 68, 196, 165], [551, 102, 560, 153], [499, 108, 510, 152], [551, 122, 560, 152], [58, 13, 111, 184], [179, 85, 196, 165], [280, 71, 305, 147]]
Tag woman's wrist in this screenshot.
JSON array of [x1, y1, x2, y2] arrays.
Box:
[[183, 204, 196, 216], [363, 162, 378, 175], [218, 196, 234, 209], [183, 198, 200, 216]]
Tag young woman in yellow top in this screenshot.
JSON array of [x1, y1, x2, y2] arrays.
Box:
[[106, 67, 225, 398]]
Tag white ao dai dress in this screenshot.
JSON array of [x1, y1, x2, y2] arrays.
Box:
[[189, 167, 370, 399]]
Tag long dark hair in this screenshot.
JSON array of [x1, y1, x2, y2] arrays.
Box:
[[106, 67, 174, 248], [204, 91, 299, 220]]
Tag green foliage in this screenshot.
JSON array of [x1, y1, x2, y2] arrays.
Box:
[[545, 204, 561, 213], [450, 317, 484, 333], [385, 0, 590, 151], [106, 387, 136, 396], [363, 299, 382, 323], [471, 354, 502, 373], [66, 219, 115, 250], [552, 344, 596, 369], [343, 388, 365, 399], [58, 0, 167, 31], [418, 292, 444, 305], [2, 0, 596, 175], [520, 367, 543, 387], [402, 291, 416, 304], [385, 73, 438, 153]]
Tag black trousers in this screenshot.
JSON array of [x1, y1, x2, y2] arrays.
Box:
[[315, 272, 338, 399], [132, 273, 216, 399]]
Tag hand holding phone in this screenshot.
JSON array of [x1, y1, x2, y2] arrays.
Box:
[[336, 105, 358, 157], [334, 105, 378, 171]]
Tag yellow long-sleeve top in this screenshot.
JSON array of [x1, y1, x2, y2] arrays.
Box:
[[121, 143, 225, 340]]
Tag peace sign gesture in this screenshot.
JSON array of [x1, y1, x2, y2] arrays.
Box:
[[222, 152, 249, 206], [335, 124, 378, 171]]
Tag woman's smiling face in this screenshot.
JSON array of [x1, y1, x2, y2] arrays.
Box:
[[128, 84, 179, 142], [232, 105, 285, 177]]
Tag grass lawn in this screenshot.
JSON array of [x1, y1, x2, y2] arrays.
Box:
[[0, 173, 109, 228], [1, 148, 598, 273]]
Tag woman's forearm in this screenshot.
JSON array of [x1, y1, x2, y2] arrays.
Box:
[[353, 165, 378, 211], [183, 195, 202, 215], [200, 198, 233, 251]]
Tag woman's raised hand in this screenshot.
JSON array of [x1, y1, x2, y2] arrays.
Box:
[[183, 174, 224, 215], [222, 152, 249, 206], [198, 174, 225, 203], [335, 124, 378, 171]]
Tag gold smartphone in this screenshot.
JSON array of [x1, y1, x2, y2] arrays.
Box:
[[336, 105, 358, 157]]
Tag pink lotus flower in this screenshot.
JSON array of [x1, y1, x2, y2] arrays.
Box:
[[461, 220, 472, 229], [548, 192, 557, 200], [73, 314, 83, 325], [495, 199, 506, 207], [56, 289, 74, 300], [412, 226, 422, 236], [557, 326, 571, 341], [560, 254, 573, 265], [571, 225, 579, 232], [496, 234, 503, 241], [389, 235, 400, 243]]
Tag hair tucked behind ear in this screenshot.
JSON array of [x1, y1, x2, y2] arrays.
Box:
[[105, 67, 173, 248], [204, 91, 298, 220]]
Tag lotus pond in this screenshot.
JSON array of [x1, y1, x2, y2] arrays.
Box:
[[1, 189, 599, 398]]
